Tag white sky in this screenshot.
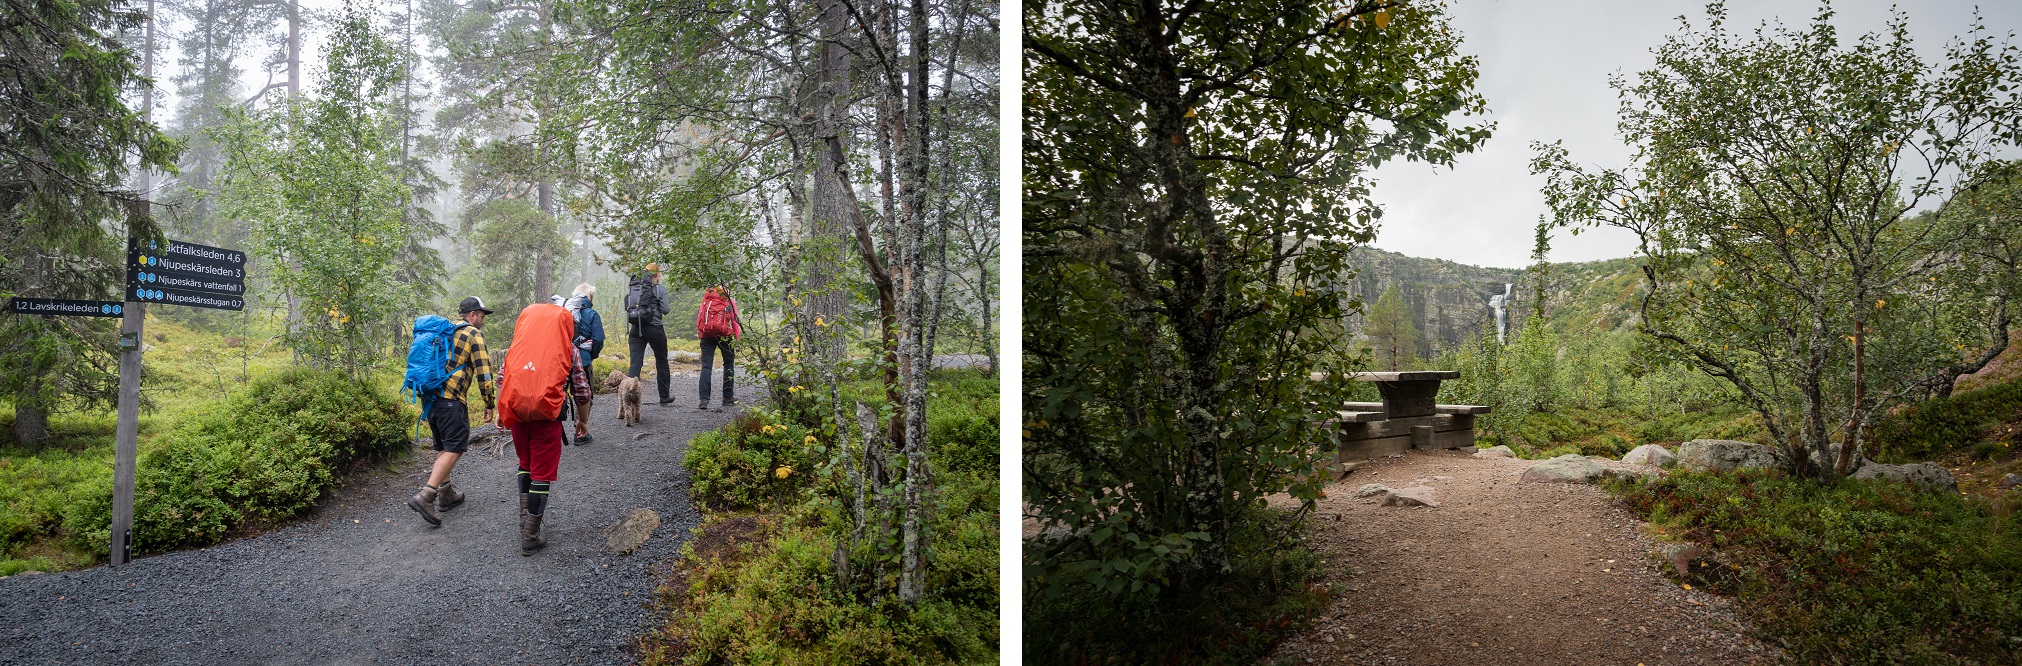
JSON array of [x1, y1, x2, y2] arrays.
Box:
[[1366, 0, 2022, 268]]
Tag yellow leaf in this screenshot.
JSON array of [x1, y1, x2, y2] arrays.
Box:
[[1876, 299, 1886, 308], [1682, 583, 1693, 590], [775, 466, 793, 479], [1184, 107, 1197, 118], [1373, 9, 1391, 28], [804, 435, 816, 444]]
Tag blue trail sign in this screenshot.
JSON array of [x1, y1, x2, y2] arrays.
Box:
[[7, 298, 126, 318]]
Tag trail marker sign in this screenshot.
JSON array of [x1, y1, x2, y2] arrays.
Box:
[[6, 298, 126, 318], [126, 238, 244, 311]]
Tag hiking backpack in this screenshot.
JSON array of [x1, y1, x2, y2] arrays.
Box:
[[401, 315, 468, 422], [624, 276, 658, 325], [696, 293, 740, 338], [497, 303, 577, 430]]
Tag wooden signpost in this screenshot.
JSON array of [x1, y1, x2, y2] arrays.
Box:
[[8, 237, 245, 565]]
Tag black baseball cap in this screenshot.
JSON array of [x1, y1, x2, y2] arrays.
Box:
[[458, 297, 495, 315]]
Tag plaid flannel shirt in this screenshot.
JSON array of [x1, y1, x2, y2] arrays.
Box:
[[568, 347, 592, 403], [441, 324, 495, 410]]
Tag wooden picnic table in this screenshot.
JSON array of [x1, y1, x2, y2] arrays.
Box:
[[1317, 370, 1491, 477]]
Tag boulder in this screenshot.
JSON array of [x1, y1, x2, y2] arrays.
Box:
[[1381, 485, 1440, 508], [1676, 439, 1779, 472], [1474, 445, 1516, 458], [1621, 444, 1677, 467], [2000, 473, 2022, 490], [605, 508, 662, 555], [1518, 454, 1605, 483], [1850, 462, 1959, 494], [1353, 483, 1392, 498]]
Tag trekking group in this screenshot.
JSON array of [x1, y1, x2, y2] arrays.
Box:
[[397, 264, 741, 554]]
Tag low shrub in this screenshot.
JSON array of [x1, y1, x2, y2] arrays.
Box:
[[1023, 506, 1330, 665], [650, 369, 999, 664], [61, 368, 408, 556], [1867, 379, 2022, 463], [1608, 469, 2022, 664], [683, 413, 815, 511]]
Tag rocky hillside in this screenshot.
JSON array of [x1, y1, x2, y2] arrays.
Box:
[[1344, 248, 1646, 357]]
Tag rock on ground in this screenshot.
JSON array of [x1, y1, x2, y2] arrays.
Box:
[[1381, 486, 1440, 508], [1519, 454, 1605, 483], [606, 507, 662, 555], [1676, 439, 1779, 472], [1354, 483, 1392, 498], [1621, 444, 1677, 467], [1473, 445, 1515, 458], [1850, 461, 1959, 494]]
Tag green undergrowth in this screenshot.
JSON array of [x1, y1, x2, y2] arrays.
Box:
[[1480, 405, 1764, 459], [1607, 469, 2022, 664], [645, 368, 999, 665], [0, 314, 417, 572], [1867, 378, 2022, 464], [1022, 507, 1331, 665]]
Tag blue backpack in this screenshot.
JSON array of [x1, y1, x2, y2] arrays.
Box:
[[401, 315, 469, 422]]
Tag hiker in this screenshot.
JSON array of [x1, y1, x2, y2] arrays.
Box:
[[496, 302, 593, 555], [567, 283, 605, 442], [695, 285, 742, 411], [625, 264, 674, 406], [405, 297, 497, 527]]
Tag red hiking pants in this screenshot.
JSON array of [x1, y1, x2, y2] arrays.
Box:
[[511, 419, 563, 482]]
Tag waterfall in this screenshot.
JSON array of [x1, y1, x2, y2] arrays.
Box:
[[1488, 283, 1512, 344]]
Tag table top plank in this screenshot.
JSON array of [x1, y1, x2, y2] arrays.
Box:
[[1348, 371, 1460, 382]]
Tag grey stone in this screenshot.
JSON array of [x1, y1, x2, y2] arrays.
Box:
[[605, 508, 662, 555], [1676, 439, 1780, 472], [1381, 485, 1440, 508], [1474, 445, 1515, 458], [1850, 462, 1959, 494], [1621, 444, 1677, 467], [1999, 473, 2022, 489], [1353, 483, 1392, 498], [1651, 542, 1705, 579], [1519, 454, 1605, 483]]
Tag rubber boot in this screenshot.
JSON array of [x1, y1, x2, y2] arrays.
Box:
[[436, 481, 465, 512], [520, 511, 547, 555], [407, 484, 442, 526]]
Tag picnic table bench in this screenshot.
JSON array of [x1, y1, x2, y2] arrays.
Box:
[[1317, 371, 1490, 478]]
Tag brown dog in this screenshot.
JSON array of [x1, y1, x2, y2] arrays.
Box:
[[605, 370, 642, 427]]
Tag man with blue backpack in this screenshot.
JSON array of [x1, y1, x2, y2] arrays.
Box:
[[401, 296, 498, 527]]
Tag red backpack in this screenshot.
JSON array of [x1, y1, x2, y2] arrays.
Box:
[[497, 303, 576, 429], [696, 291, 740, 339]]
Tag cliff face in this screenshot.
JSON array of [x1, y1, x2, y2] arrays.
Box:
[[1343, 248, 1645, 357]]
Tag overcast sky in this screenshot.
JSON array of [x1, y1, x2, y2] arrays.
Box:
[[1365, 0, 2022, 268]]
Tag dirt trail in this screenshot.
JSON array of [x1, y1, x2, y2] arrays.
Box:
[[0, 370, 738, 665], [1271, 449, 1776, 666]]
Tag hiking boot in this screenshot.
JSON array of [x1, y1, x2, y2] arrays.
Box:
[[658, 398, 675, 406], [408, 485, 442, 526], [436, 481, 465, 512], [576, 434, 593, 445], [694, 402, 709, 410], [520, 511, 547, 555], [722, 398, 738, 408]]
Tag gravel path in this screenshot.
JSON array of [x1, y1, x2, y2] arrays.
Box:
[[1270, 450, 1778, 666], [0, 370, 739, 665]]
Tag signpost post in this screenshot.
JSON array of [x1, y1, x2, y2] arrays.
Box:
[[6, 237, 246, 564]]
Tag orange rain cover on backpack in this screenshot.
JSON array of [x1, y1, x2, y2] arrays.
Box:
[[497, 303, 576, 429]]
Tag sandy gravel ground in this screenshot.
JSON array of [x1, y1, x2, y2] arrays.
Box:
[[1269, 449, 1777, 666]]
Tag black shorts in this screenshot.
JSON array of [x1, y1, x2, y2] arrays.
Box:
[[428, 398, 470, 453]]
